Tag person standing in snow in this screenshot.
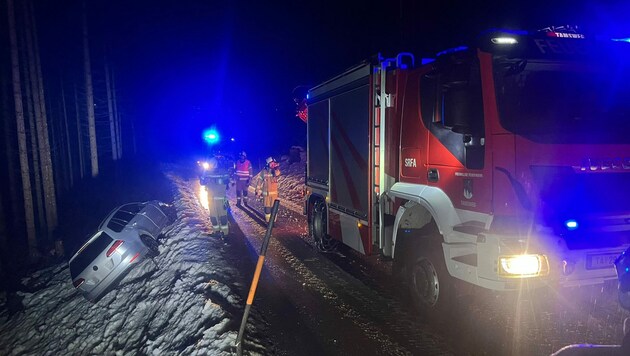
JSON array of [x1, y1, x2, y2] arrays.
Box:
[[234, 151, 253, 206], [203, 155, 231, 237], [255, 156, 281, 223]]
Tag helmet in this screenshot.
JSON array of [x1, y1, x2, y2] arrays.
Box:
[[266, 156, 279, 169], [239, 151, 247, 158]]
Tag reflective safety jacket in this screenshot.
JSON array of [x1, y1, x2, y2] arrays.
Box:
[[234, 159, 253, 181], [203, 166, 231, 187], [255, 168, 281, 196]]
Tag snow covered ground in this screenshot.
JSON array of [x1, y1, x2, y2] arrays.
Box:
[[2, 149, 627, 355], [0, 158, 310, 355]]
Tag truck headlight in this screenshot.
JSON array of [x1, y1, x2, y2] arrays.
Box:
[[499, 254, 549, 278]]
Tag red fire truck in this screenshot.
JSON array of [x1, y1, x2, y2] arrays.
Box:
[[304, 26, 630, 315]]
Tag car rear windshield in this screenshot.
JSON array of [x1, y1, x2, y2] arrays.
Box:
[[70, 231, 114, 279], [107, 203, 143, 233]]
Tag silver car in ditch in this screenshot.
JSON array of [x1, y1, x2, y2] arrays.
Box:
[[69, 200, 172, 302]]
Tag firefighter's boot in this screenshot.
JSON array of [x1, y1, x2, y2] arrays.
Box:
[[218, 215, 229, 237], [243, 197, 248, 207], [236, 197, 242, 207], [210, 216, 220, 236]]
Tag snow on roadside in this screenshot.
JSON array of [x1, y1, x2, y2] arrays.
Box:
[[0, 173, 264, 356], [249, 149, 306, 216]]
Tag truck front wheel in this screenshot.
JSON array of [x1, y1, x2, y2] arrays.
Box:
[[408, 237, 455, 323]]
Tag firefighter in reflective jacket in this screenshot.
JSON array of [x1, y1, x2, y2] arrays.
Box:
[[255, 157, 281, 223], [234, 151, 253, 206], [203, 157, 231, 237]]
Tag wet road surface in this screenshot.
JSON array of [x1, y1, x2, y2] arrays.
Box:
[[187, 174, 628, 356]]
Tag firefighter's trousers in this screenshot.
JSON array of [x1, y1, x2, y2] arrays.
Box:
[[207, 183, 229, 236], [263, 192, 278, 222]]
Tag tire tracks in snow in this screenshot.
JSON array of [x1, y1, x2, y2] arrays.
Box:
[[229, 191, 453, 355]]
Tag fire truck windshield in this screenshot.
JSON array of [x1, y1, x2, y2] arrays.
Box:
[[493, 58, 630, 144]]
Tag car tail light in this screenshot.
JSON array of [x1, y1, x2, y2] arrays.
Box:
[[129, 252, 141, 263], [73, 278, 85, 288], [106, 240, 124, 257]]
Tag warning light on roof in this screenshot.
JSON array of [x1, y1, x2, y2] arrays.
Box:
[[612, 38, 630, 43], [491, 37, 518, 45], [202, 128, 220, 145]]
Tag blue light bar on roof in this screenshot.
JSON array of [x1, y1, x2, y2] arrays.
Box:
[[612, 38, 630, 43]]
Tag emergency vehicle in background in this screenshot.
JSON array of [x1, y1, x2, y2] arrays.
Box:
[[304, 26, 630, 315]]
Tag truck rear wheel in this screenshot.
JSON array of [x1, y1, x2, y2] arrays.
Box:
[[408, 235, 455, 323], [310, 199, 337, 252]]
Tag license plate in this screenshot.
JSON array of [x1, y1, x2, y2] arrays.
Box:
[[586, 253, 618, 270]]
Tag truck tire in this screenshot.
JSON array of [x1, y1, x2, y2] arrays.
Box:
[[141, 235, 160, 258], [408, 233, 456, 323], [310, 199, 337, 252]]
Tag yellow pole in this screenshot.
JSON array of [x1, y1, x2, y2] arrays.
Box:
[[236, 199, 280, 355]]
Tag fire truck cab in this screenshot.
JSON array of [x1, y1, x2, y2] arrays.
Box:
[[305, 26, 630, 314]]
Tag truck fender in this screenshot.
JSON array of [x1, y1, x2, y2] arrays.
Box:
[[389, 182, 462, 258]]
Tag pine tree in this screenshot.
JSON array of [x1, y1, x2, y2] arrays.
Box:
[[7, 0, 38, 260]]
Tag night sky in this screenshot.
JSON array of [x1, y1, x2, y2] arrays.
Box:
[[25, 0, 630, 161]]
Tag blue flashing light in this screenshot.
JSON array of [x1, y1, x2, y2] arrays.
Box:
[[306, 93, 310, 99], [230, 137, 235, 142], [565, 219, 579, 230], [436, 46, 469, 58], [202, 128, 220, 145], [421, 58, 435, 65], [626, 267, 629, 273], [612, 38, 630, 43]]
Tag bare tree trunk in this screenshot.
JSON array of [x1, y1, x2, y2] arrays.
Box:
[[1, 69, 20, 230], [21, 1, 45, 233], [27, 0, 57, 233], [0, 188, 6, 275], [8, 0, 38, 260], [0, 76, 7, 276], [24, 60, 45, 233], [105, 60, 118, 160], [112, 69, 122, 159], [74, 84, 85, 179], [61, 81, 74, 187], [82, 1, 98, 177], [48, 99, 62, 200]]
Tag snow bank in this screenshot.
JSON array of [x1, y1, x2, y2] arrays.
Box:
[[0, 173, 262, 355]]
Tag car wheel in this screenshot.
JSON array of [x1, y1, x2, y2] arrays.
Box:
[[140, 235, 160, 258]]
